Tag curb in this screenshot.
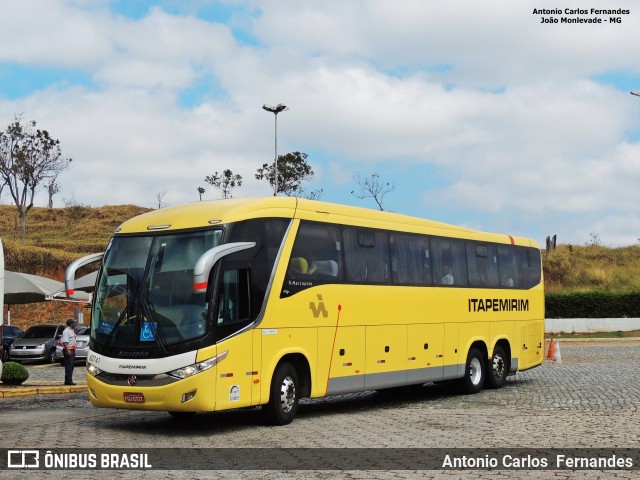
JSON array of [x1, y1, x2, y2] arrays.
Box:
[[544, 337, 640, 343], [0, 385, 86, 398]]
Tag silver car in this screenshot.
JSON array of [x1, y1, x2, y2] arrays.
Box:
[[9, 324, 66, 364], [55, 326, 90, 363]]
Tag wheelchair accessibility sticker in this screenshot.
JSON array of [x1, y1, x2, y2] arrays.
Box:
[[140, 322, 157, 342]]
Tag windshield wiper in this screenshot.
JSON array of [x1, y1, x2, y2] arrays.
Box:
[[103, 304, 130, 349]]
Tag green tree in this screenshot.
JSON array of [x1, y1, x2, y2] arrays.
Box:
[[0, 116, 72, 243], [205, 169, 243, 199], [255, 151, 322, 199]]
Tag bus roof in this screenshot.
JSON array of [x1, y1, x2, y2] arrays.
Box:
[[115, 197, 538, 248]]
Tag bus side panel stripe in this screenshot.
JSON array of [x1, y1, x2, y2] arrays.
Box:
[[442, 364, 463, 381], [364, 371, 406, 390], [406, 366, 444, 384], [510, 358, 519, 373], [326, 364, 466, 395], [326, 375, 364, 395]]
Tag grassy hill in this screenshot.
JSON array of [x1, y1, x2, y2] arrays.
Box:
[[1, 204, 151, 329], [1, 204, 150, 276], [543, 244, 640, 293], [2, 203, 640, 328]]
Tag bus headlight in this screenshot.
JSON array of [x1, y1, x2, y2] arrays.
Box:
[[87, 364, 102, 376], [168, 350, 228, 379]]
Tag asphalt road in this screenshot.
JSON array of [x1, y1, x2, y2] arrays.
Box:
[[1, 340, 639, 479]]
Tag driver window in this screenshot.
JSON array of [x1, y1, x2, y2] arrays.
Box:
[[217, 269, 251, 327]]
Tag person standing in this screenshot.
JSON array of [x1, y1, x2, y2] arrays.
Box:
[[61, 318, 77, 385]]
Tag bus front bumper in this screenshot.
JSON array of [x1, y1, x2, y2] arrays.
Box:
[[86, 369, 217, 412]]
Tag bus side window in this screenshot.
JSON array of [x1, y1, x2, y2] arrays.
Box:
[[344, 229, 389, 283], [432, 238, 467, 286], [285, 222, 342, 283], [390, 233, 431, 285], [216, 269, 251, 331], [467, 243, 499, 288], [519, 247, 542, 289], [497, 246, 519, 288]]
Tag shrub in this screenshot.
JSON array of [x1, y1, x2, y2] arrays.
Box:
[[1, 362, 30, 385], [546, 292, 640, 318]]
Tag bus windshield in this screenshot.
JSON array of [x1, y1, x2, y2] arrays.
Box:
[[92, 230, 222, 350]]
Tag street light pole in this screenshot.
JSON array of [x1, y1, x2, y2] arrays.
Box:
[[262, 103, 288, 196], [631, 90, 640, 98]]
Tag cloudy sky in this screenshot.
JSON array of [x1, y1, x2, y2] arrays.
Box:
[[1, 0, 639, 246]]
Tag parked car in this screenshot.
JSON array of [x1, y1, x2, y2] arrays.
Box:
[[55, 326, 91, 364], [2, 325, 25, 362], [9, 324, 66, 364]]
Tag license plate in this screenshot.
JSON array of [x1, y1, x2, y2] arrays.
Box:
[[123, 392, 145, 403]]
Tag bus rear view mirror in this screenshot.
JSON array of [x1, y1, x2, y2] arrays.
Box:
[[192, 242, 255, 293], [65, 252, 105, 297]]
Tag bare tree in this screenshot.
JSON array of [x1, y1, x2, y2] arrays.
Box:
[[0, 116, 72, 242], [45, 177, 60, 208], [304, 188, 324, 201], [156, 190, 167, 209], [351, 172, 396, 211], [205, 169, 243, 199]]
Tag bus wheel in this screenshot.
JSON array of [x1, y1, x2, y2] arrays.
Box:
[[486, 345, 508, 389], [263, 362, 299, 426], [459, 348, 485, 394]]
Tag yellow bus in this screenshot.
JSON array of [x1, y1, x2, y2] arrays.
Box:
[[66, 197, 544, 425]]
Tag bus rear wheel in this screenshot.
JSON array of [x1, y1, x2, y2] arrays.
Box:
[[263, 362, 299, 426], [459, 348, 485, 394], [486, 345, 508, 389]]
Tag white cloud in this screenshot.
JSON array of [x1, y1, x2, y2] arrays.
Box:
[[251, 0, 640, 86], [0, 0, 639, 245], [0, 0, 114, 67]]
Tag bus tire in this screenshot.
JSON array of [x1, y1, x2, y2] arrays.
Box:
[[263, 362, 299, 426], [486, 345, 508, 389], [459, 347, 485, 394]]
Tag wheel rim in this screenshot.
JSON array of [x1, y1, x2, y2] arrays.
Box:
[[279, 375, 297, 413], [469, 357, 482, 385], [492, 354, 505, 381]]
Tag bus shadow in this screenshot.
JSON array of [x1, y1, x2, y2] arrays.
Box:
[[297, 376, 535, 419], [99, 377, 534, 436], [298, 382, 462, 417]]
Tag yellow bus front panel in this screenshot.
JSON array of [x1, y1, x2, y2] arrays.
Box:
[[215, 332, 255, 410], [87, 366, 217, 412]]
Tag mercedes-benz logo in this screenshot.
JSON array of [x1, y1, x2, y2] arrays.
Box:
[[127, 375, 137, 386]]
